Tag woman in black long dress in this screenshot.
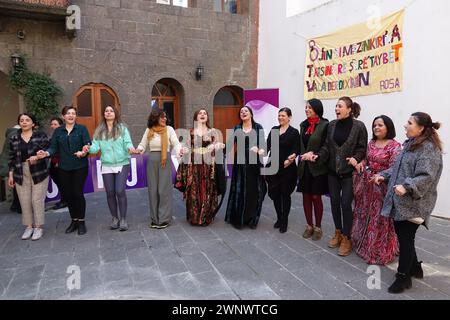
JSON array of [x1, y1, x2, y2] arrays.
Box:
[[266, 107, 300, 233], [225, 106, 267, 229]]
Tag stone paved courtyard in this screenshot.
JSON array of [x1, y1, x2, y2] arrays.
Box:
[[1, 187, 449, 300]]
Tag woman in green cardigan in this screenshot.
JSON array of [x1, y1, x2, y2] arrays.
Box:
[[84, 105, 136, 231], [297, 99, 329, 241]]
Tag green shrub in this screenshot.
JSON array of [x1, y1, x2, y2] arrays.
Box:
[[9, 55, 62, 125]]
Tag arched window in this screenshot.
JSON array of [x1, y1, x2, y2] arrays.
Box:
[[151, 79, 182, 129], [213, 89, 240, 105], [72, 83, 120, 137]]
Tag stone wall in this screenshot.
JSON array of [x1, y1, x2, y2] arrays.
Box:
[[0, 0, 259, 140]]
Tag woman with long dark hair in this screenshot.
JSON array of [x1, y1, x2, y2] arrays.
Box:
[[373, 112, 443, 293], [352, 115, 401, 265], [175, 108, 224, 226], [266, 107, 300, 233], [225, 106, 267, 229], [137, 108, 181, 229], [84, 106, 135, 231]]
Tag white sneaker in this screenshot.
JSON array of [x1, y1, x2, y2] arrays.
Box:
[[21, 228, 34, 240], [31, 228, 43, 241], [119, 219, 128, 231]]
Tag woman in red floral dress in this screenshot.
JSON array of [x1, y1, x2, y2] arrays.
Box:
[[176, 108, 224, 226], [352, 115, 401, 265]]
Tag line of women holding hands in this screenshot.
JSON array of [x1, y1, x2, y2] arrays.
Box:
[[8, 97, 443, 295], [239, 96, 442, 295]]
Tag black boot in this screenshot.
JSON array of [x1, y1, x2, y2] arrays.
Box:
[[77, 221, 87, 235], [273, 202, 282, 229], [65, 220, 78, 234], [247, 219, 258, 230], [388, 273, 412, 294], [279, 216, 288, 234], [410, 261, 424, 279], [279, 207, 290, 234]]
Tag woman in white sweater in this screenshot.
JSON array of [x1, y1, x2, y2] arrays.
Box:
[[137, 108, 181, 229]]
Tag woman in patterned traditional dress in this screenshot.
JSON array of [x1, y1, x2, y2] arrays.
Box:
[[352, 115, 401, 265], [176, 108, 224, 226]]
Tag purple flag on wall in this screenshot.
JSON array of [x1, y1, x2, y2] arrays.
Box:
[[244, 88, 280, 135]]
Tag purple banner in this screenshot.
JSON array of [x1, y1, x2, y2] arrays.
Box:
[[46, 154, 179, 202], [244, 88, 279, 109], [244, 89, 280, 137]]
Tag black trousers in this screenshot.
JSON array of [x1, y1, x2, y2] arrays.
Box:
[[59, 167, 88, 220], [273, 193, 292, 225], [49, 165, 66, 203], [328, 174, 354, 238], [394, 220, 420, 275]]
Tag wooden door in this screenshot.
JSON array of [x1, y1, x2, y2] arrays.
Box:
[[213, 86, 243, 140], [73, 84, 120, 137], [213, 106, 240, 141]]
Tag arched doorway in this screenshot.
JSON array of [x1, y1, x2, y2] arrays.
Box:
[[72, 83, 120, 137], [151, 79, 182, 129], [213, 86, 243, 138]]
